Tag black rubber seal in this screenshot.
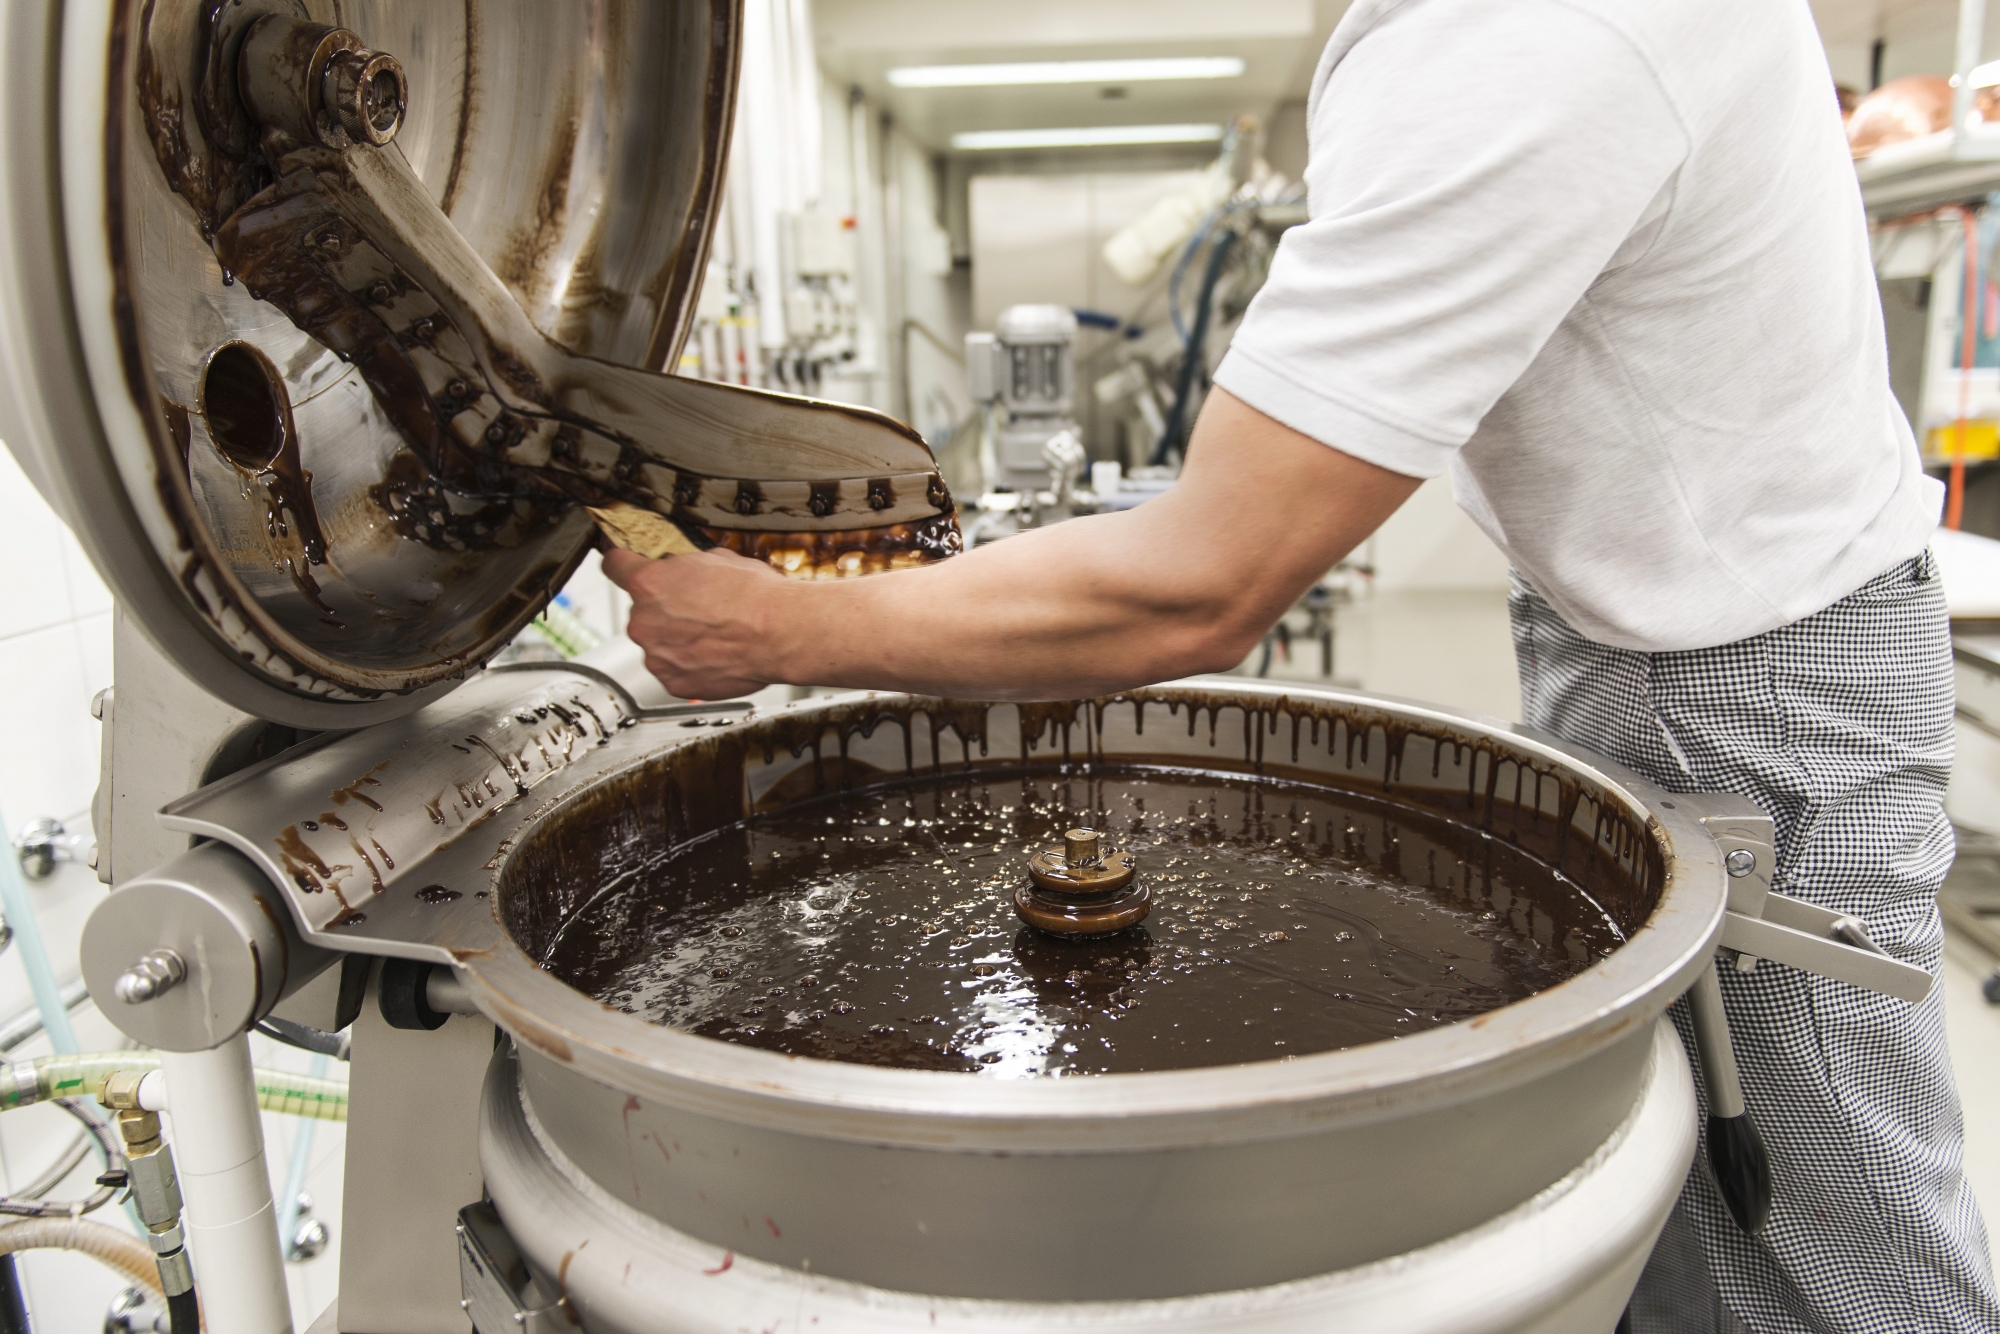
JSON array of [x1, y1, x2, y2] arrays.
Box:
[[378, 959, 448, 1031]]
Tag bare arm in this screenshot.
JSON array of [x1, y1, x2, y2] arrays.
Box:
[[603, 388, 1420, 701]]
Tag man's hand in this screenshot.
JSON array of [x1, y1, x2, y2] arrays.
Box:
[[599, 389, 1421, 702], [602, 546, 788, 700]]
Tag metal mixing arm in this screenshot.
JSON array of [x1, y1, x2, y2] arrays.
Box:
[[214, 14, 956, 557]]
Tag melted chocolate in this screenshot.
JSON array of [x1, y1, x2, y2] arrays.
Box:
[[542, 766, 1624, 1076], [369, 451, 569, 554], [702, 515, 964, 576], [135, 0, 282, 243]]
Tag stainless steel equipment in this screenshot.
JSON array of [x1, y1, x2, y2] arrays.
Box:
[[967, 304, 1088, 530], [0, 4, 1940, 1333], [0, 0, 952, 733], [180, 679, 1721, 1303], [118, 673, 1929, 1329]]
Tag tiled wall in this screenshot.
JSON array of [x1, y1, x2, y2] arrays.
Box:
[[0, 448, 112, 839], [0, 447, 134, 1327]]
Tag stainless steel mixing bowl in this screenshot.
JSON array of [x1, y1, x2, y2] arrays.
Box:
[[163, 672, 1733, 1301]]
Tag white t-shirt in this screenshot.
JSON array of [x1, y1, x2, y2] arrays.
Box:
[[1214, 0, 1942, 652]]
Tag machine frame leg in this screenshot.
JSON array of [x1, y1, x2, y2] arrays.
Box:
[[161, 1038, 293, 1334]]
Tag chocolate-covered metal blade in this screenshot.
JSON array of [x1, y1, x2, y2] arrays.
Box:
[[212, 16, 958, 567]]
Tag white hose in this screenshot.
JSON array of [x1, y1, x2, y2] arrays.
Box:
[[0, 1214, 162, 1294], [0, 1052, 348, 1120]]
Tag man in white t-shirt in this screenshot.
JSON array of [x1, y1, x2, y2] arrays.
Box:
[[607, 1, 2000, 1327]]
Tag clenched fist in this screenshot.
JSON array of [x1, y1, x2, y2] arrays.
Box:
[[602, 546, 790, 700]]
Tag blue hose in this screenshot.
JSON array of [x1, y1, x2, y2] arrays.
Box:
[[1152, 227, 1240, 467], [276, 1050, 330, 1256], [0, 805, 78, 1056]]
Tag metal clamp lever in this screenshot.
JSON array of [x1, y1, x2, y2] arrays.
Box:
[[1678, 800, 1935, 1235], [1720, 897, 1933, 1003], [1698, 808, 1933, 1003]]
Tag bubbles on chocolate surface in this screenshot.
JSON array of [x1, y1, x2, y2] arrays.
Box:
[[544, 767, 1624, 1076]]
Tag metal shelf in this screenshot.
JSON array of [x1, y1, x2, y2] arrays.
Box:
[[1860, 126, 2000, 219], [1856, 0, 2000, 220]]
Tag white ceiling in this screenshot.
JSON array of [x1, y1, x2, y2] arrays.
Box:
[[814, 0, 1350, 151], [1812, 0, 1952, 48], [1812, 0, 1977, 85], [817, 0, 2000, 153]]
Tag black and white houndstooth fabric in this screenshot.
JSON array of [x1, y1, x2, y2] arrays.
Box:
[[1511, 551, 1998, 1334]]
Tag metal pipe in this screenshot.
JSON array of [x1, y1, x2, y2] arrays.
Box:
[[881, 111, 908, 421], [275, 1051, 329, 1259], [424, 968, 479, 1017], [0, 977, 89, 1053], [739, 0, 790, 352], [103, 1070, 197, 1331], [849, 86, 887, 388], [1684, 961, 1744, 1118], [0, 803, 78, 1056], [784, 0, 822, 206], [158, 1040, 293, 1334]]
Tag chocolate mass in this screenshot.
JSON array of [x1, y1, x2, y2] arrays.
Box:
[[541, 766, 1627, 1076]]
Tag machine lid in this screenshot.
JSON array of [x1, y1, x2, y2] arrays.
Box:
[[0, 1, 948, 728]]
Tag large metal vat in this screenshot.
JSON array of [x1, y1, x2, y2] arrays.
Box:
[[164, 670, 1738, 1329]]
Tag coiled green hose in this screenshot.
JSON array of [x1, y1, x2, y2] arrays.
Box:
[[0, 1052, 347, 1121]]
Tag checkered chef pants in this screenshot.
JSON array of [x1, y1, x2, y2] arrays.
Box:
[[1510, 551, 1999, 1334]]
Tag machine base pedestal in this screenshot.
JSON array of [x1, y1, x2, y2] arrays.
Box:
[[478, 1021, 1697, 1334]]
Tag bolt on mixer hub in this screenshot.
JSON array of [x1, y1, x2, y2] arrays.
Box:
[[1015, 828, 1149, 936]]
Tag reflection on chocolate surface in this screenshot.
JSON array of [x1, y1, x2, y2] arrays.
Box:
[[543, 766, 1624, 1076]]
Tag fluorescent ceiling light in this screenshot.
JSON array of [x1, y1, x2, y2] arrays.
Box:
[[952, 124, 1225, 151], [889, 57, 1244, 89]]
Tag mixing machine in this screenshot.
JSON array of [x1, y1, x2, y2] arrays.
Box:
[[0, 3, 1937, 1332]]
